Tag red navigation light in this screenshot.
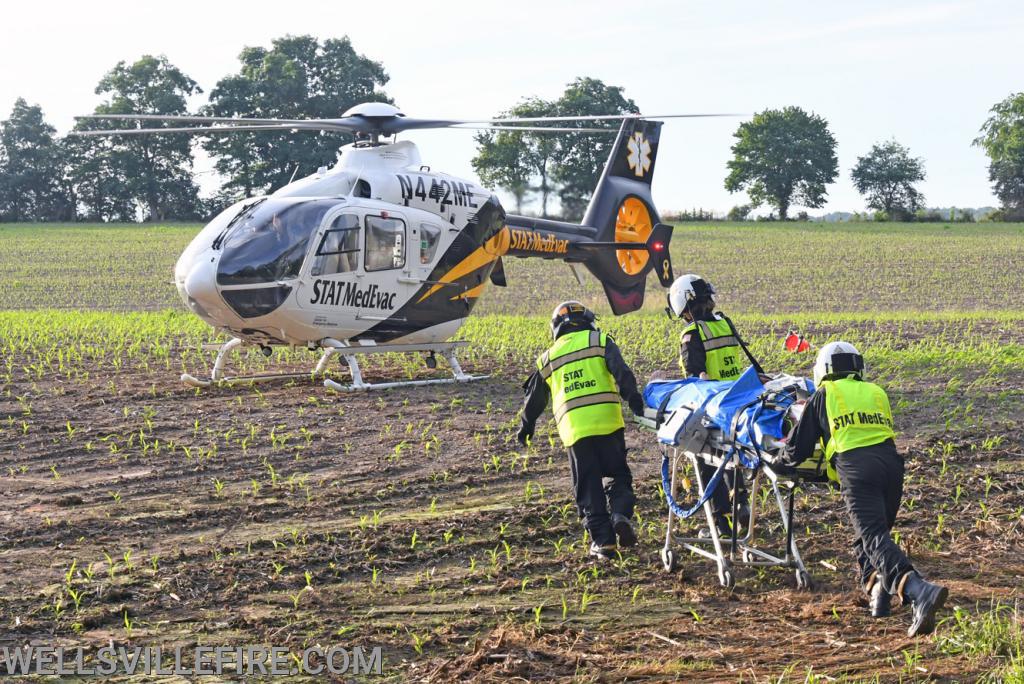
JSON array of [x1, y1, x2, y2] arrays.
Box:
[[380, 210, 389, 218], [651, 241, 665, 251]]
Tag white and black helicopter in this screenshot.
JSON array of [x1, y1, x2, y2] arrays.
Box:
[[76, 102, 697, 391]]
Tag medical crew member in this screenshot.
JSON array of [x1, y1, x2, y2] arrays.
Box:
[[784, 341, 948, 636], [668, 274, 751, 535], [517, 301, 645, 561]]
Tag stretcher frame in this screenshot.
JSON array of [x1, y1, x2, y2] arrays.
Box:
[[636, 390, 826, 589]]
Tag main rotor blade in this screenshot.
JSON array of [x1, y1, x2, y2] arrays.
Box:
[[455, 125, 617, 133], [69, 123, 336, 137], [75, 113, 314, 125], [482, 113, 739, 123]]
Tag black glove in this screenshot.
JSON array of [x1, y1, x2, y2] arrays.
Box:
[[628, 393, 645, 417], [516, 423, 534, 446]]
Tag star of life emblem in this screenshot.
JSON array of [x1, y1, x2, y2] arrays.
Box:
[[626, 131, 651, 178]]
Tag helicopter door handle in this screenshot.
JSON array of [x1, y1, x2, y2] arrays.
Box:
[[397, 277, 421, 284], [357, 313, 406, 322]]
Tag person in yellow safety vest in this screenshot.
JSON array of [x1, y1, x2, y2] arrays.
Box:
[[784, 341, 948, 637], [517, 301, 645, 561], [668, 274, 753, 536]]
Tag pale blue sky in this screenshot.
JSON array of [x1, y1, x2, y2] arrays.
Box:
[[2, 0, 1020, 215]]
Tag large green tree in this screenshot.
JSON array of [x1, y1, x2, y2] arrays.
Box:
[[724, 107, 838, 219], [0, 99, 73, 221], [974, 92, 1024, 219], [553, 78, 639, 221], [70, 55, 204, 222], [472, 78, 637, 219], [471, 127, 533, 214], [203, 35, 390, 200], [473, 98, 559, 217], [850, 140, 925, 219]]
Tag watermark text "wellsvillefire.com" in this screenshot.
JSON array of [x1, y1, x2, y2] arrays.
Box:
[[1, 645, 383, 676]]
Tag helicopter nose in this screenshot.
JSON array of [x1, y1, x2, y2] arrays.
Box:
[[183, 256, 226, 322]]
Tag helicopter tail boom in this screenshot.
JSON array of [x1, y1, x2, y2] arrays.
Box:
[[501, 117, 673, 314]]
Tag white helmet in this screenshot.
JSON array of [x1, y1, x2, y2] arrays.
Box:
[[813, 341, 865, 386], [668, 274, 716, 317]]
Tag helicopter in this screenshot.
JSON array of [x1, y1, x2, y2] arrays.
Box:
[[75, 102, 695, 391]]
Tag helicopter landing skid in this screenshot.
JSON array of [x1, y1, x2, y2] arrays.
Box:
[[322, 341, 486, 392], [180, 338, 488, 390]]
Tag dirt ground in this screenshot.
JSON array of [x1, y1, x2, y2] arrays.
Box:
[[1, 345, 1023, 682]]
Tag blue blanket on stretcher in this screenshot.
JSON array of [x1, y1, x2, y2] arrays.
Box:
[[643, 367, 812, 449]]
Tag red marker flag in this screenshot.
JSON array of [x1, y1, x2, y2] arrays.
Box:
[[783, 330, 811, 353]]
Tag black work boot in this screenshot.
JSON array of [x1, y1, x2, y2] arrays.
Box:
[[612, 513, 638, 547], [735, 503, 751, 535], [698, 515, 733, 540], [588, 542, 616, 562], [901, 572, 949, 636], [869, 580, 892, 618]]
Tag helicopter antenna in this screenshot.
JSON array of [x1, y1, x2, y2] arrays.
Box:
[[347, 163, 366, 199], [288, 164, 301, 185]]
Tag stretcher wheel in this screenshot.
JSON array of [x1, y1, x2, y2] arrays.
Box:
[[660, 548, 677, 572], [795, 569, 812, 591], [719, 567, 735, 589], [742, 550, 754, 564]]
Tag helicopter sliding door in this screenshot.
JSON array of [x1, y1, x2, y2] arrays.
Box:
[[299, 208, 415, 339]]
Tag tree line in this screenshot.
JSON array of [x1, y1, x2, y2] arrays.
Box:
[[479, 99, 1024, 222], [0, 36, 389, 222], [1, 34, 1023, 223]]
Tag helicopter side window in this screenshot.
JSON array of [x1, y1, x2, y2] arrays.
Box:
[[420, 223, 442, 264], [310, 214, 361, 276], [365, 216, 406, 271]]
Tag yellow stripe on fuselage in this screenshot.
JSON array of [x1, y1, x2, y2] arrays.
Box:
[[450, 282, 487, 301], [417, 228, 510, 303]]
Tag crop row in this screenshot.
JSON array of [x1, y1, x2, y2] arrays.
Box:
[[1, 222, 1023, 314]]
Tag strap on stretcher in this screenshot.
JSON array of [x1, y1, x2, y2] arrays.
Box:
[[660, 390, 769, 519], [655, 384, 688, 426], [661, 446, 732, 519], [660, 390, 733, 519]]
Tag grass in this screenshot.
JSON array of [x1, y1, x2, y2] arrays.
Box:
[[937, 601, 1024, 681], [0, 220, 1022, 682], [2, 221, 1024, 313]]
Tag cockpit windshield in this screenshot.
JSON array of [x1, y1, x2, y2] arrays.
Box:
[[216, 199, 340, 285]]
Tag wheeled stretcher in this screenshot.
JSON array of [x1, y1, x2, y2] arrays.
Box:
[[635, 366, 830, 589]]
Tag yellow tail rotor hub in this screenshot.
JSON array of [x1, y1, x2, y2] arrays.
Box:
[[615, 197, 652, 275]]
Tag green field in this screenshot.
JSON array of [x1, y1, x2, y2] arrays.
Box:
[[1, 222, 1023, 682], [2, 221, 1024, 313]]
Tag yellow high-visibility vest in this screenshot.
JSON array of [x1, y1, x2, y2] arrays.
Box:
[[538, 330, 624, 447], [820, 377, 896, 480], [681, 316, 745, 380]]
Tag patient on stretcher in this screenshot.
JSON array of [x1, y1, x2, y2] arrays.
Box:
[[640, 367, 828, 480]]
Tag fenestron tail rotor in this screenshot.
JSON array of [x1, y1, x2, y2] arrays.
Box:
[[615, 198, 654, 276]]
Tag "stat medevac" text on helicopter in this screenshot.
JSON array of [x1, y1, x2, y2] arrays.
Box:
[[76, 102, 702, 391]]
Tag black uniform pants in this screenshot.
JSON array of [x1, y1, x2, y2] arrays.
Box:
[[567, 429, 635, 547], [698, 461, 749, 520], [834, 443, 914, 593]]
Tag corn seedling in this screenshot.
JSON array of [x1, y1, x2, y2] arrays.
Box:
[[579, 587, 596, 613]]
